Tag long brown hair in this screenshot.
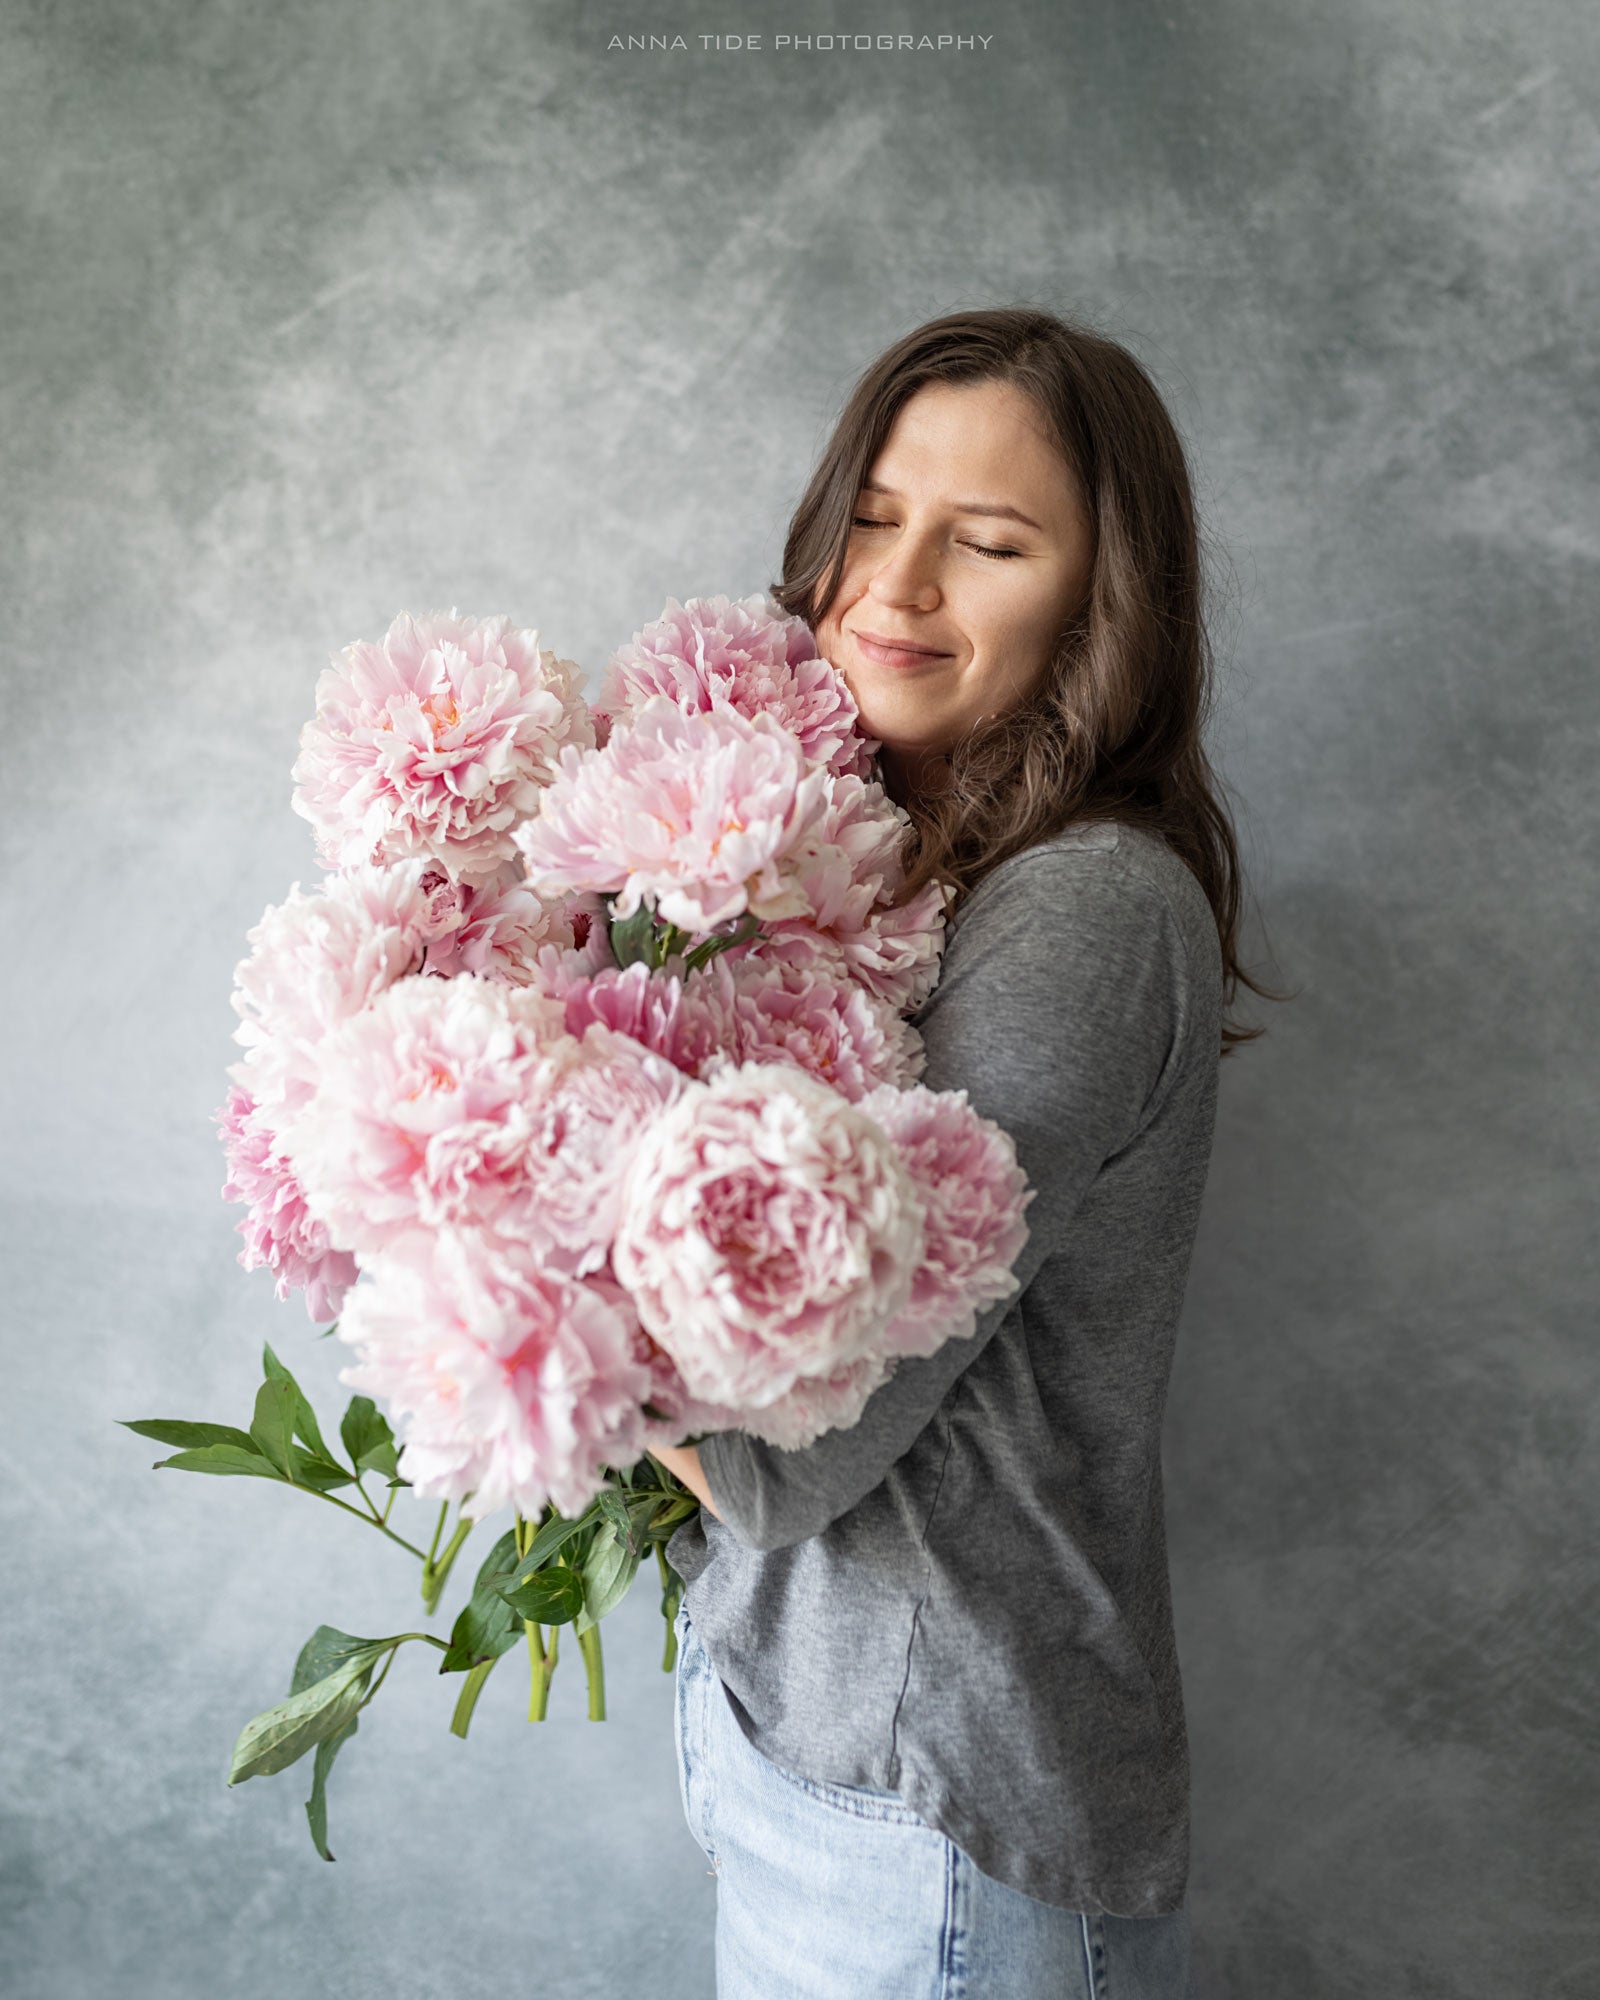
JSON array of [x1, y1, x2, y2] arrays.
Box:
[[770, 305, 1283, 1055]]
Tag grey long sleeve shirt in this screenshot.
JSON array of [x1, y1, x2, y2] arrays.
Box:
[[666, 818, 1223, 1916]]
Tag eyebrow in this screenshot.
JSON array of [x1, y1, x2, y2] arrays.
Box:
[[859, 478, 1044, 534]]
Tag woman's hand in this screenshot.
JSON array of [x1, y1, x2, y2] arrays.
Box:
[[649, 1442, 724, 1521]]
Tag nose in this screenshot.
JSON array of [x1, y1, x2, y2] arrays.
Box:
[[862, 527, 942, 611]]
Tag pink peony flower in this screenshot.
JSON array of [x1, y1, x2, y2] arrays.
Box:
[[227, 860, 448, 1119], [281, 973, 575, 1255], [596, 592, 877, 779], [414, 864, 594, 987], [335, 1229, 659, 1520], [739, 772, 949, 1013], [717, 1350, 894, 1451], [611, 1062, 925, 1408], [626, 1314, 731, 1453], [709, 954, 925, 1102], [291, 610, 594, 885], [515, 910, 621, 1013], [860, 1082, 1034, 1359], [519, 1023, 688, 1277], [549, 958, 736, 1076], [515, 697, 835, 933], [216, 1084, 357, 1321]]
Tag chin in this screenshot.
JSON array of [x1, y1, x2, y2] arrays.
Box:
[[862, 717, 949, 762]]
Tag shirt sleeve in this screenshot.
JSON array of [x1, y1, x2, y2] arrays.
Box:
[[695, 841, 1195, 1551]]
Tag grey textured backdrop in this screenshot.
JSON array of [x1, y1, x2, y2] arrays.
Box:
[[4, 2, 1595, 1996]]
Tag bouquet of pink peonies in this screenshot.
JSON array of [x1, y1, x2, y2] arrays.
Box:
[[125, 593, 1033, 1859]]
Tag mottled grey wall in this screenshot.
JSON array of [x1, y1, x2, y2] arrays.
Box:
[[4, 2, 1595, 1995]]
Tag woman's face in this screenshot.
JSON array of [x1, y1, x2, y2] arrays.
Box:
[[814, 378, 1094, 788]]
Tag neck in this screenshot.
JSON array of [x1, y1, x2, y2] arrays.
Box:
[[878, 743, 952, 808]]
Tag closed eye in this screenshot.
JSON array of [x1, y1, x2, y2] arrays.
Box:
[[849, 516, 1022, 562]]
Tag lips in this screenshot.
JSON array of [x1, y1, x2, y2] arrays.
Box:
[[851, 628, 949, 669]]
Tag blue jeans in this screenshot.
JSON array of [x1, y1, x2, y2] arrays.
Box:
[[673, 1602, 1191, 1999]]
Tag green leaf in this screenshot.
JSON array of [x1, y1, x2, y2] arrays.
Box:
[[118, 1419, 259, 1453], [599, 1487, 666, 1557], [262, 1342, 336, 1463], [473, 1527, 521, 1587], [148, 1442, 283, 1480], [642, 1493, 700, 1541], [357, 1437, 401, 1483], [229, 1652, 385, 1784], [515, 1510, 592, 1571], [682, 911, 762, 973], [659, 1562, 684, 1629], [287, 1446, 357, 1494], [339, 1395, 399, 1481], [472, 1536, 526, 1594], [291, 1626, 390, 1695], [248, 1378, 300, 1482], [608, 902, 658, 969], [305, 1713, 358, 1862], [438, 1585, 523, 1674], [596, 1485, 638, 1552], [573, 1524, 641, 1636], [491, 1562, 585, 1626]]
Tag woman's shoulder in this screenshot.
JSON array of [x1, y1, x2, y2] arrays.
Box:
[[953, 819, 1218, 975], [911, 817, 1221, 1116]]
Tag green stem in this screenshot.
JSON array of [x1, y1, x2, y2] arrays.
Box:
[[350, 1631, 451, 1719], [360, 1644, 401, 1710], [425, 1500, 449, 1566], [421, 1517, 474, 1615], [655, 1543, 679, 1673], [308, 1487, 430, 1561], [577, 1623, 606, 1720], [450, 1658, 496, 1739], [511, 1511, 552, 1721], [524, 1621, 549, 1720]]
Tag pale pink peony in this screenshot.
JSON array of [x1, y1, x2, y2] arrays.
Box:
[[216, 1084, 357, 1321], [519, 1024, 688, 1277], [281, 973, 575, 1255], [335, 1229, 659, 1520], [414, 864, 595, 987], [513, 697, 831, 933], [709, 955, 925, 1102], [546, 958, 736, 1077], [596, 592, 877, 779], [291, 610, 594, 885], [626, 1312, 731, 1454], [515, 909, 622, 1016], [532, 951, 919, 1098], [739, 773, 949, 1012], [228, 860, 449, 1119], [860, 1082, 1034, 1359], [683, 1349, 891, 1452], [611, 1062, 925, 1408]]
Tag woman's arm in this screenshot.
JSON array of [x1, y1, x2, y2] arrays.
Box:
[[692, 843, 1196, 1552]]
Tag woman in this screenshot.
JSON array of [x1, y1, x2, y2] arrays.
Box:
[[652, 306, 1274, 1999]]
